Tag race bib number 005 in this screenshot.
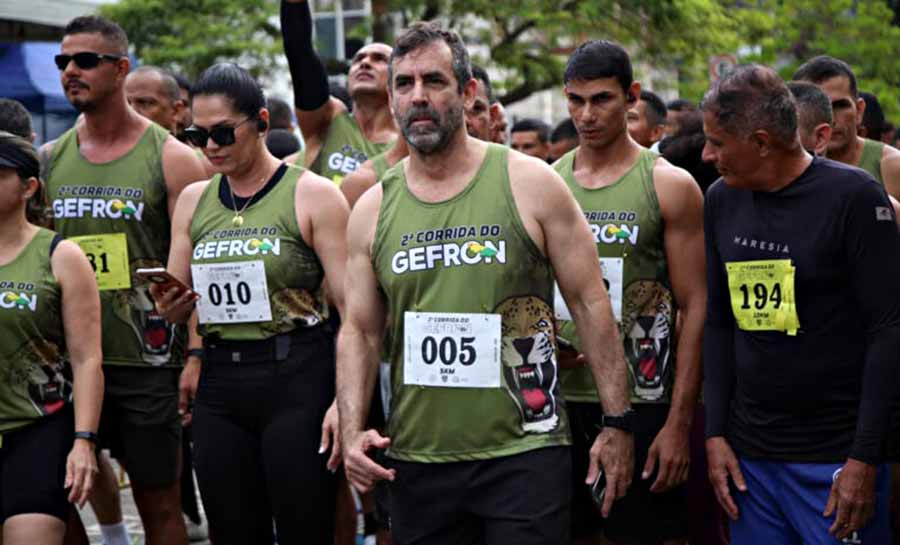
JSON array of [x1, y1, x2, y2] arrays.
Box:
[[403, 312, 501, 388], [554, 257, 623, 322], [192, 260, 272, 324], [726, 259, 799, 335], [70, 233, 131, 291]]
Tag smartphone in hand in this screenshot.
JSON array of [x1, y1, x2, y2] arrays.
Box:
[[135, 268, 195, 297], [590, 469, 607, 513]]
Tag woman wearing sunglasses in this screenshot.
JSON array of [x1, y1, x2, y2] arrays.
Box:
[[150, 63, 349, 545], [0, 132, 103, 545]]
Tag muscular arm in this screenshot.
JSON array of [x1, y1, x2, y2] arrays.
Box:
[[298, 172, 350, 315], [340, 161, 378, 208], [53, 241, 104, 435], [655, 162, 706, 428], [162, 137, 208, 217], [880, 145, 900, 201], [336, 187, 386, 442], [512, 155, 629, 415], [281, 0, 343, 150]]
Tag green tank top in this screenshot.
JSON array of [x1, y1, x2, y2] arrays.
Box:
[[190, 165, 326, 341], [370, 152, 391, 181], [309, 112, 393, 185], [0, 228, 73, 433], [858, 139, 884, 185], [46, 123, 183, 368], [554, 148, 676, 404], [373, 144, 570, 462]]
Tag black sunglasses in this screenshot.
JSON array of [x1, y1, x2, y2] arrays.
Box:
[[54, 52, 123, 71], [183, 118, 253, 148]]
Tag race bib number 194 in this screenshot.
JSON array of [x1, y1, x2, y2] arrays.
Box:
[[403, 312, 501, 388], [726, 259, 799, 335]]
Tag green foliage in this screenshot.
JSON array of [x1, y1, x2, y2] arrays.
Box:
[[736, 0, 900, 119], [99, 0, 281, 81]]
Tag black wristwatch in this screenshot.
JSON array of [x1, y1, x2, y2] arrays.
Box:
[[185, 348, 204, 361], [74, 431, 99, 445], [601, 409, 635, 433]]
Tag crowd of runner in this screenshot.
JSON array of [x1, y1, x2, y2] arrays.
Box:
[[0, 2, 898, 545]]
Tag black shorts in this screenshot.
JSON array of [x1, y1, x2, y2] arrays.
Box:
[[386, 446, 571, 545], [0, 406, 74, 522], [569, 402, 688, 543], [98, 366, 181, 487]]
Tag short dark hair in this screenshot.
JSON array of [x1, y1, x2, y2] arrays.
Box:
[[265, 129, 301, 159], [550, 118, 577, 143], [511, 118, 550, 143], [787, 81, 833, 130], [564, 40, 633, 93], [701, 64, 797, 146], [860, 91, 886, 139], [471, 64, 493, 103], [666, 98, 696, 112], [0, 99, 33, 140], [130, 66, 180, 103], [793, 55, 858, 98], [191, 63, 265, 120], [390, 22, 471, 94], [640, 91, 667, 127], [64, 15, 128, 55], [266, 97, 293, 130], [172, 73, 193, 94]]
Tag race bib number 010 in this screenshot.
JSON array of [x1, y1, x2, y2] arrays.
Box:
[[70, 233, 131, 291], [191, 260, 272, 324], [554, 257, 624, 322], [726, 259, 799, 335], [403, 312, 501, 388]]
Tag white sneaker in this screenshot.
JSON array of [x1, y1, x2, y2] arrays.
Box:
[[184, 515, 208, 542]]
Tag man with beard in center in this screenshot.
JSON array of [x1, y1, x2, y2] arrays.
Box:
[[338, 21, 634, 545]]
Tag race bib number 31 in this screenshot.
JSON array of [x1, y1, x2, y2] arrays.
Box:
[[554, 257, 624, 322], [192, 261, 272, 324], [726, 259, 799, 335], [70, 233, 131, 291], [403, 312, 501, 388]]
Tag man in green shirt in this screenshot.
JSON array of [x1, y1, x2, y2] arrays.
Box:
[[793, 56, 900, 199], [45, 16, 206, 545], [338, 22, 633, 545]]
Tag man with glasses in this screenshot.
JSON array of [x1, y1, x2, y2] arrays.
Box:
[[43, 15, 206, 545]]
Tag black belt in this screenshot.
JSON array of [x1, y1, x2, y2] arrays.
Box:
[[204, 334, 294, 364]]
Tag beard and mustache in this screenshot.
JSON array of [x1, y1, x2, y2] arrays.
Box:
[[397, 101, 464, 155]]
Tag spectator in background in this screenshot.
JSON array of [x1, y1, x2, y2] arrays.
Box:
[[510, 118, 550, 160], [859, 91, 886, 140], [627, 90, 667, 149], [660, 110, 719, 194], [489, 100, 509, 145], [172, 73, 193, 142], [125, 66, 184, 133], [465, 64, 494, 141], [665, 98, 697, 138], [548, 118, 578, 163], [0, 99, 35, 142], [266, 129, 302, 159], [266, 96, 295, 131], [881, 122, 894, 146], [787, 81, 833, 156]]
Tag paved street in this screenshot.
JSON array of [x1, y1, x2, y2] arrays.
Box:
[[80, 458, 210, 545]]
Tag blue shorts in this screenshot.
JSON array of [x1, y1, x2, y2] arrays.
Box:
[[731, 458, 892, 545]]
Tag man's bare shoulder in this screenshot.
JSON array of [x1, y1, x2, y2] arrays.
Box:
[[652, 156, 703, 216]]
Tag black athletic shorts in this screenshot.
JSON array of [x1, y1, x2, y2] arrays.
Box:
[[98, 366, 181, 487], [0, 405, 74, 522], [386, 446, 571, 545], [569, 402, 688, 543]]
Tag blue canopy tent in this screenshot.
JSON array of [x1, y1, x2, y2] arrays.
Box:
[[0, 41, 77, 144]]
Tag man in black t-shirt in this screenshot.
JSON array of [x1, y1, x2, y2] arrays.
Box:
[[701, 65, 900, 545]]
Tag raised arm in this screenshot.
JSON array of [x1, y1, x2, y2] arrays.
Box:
[[281, 0, 343, 147]]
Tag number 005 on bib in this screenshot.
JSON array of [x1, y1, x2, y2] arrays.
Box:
[[403, 312, 502, 388], [192, 261, 272, 324]]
